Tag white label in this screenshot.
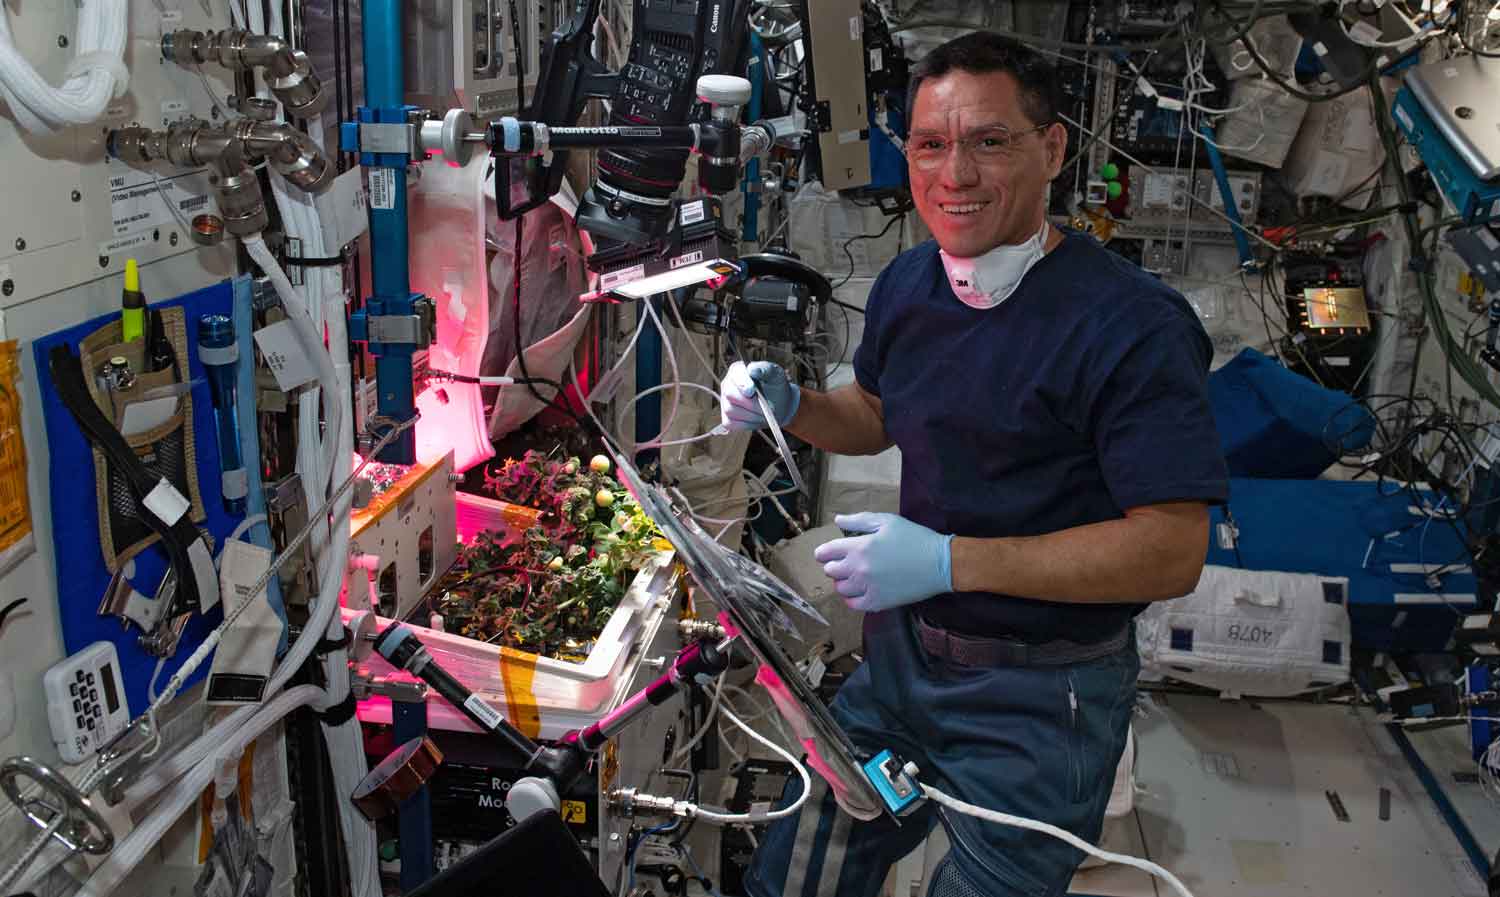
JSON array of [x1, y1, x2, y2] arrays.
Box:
[[1493, 198, 1500, 218], [679, 201, 706, 225], [1479, 228, 1500, 251], [221, 468, 248, 500], [208, 540, 277, 705], [849, 15, 860, 40], [1349, 20, 1382, 44], [1392, 593, 1477, 605], [369, 167, 396, 210], [1326, 356, 1352, 367], [1445, 66, 1460, 79], [805, 655, 826, 688], [1333, 227, 1355, 242], [1394, 103, 1414, 132], [108, 169, 213, 237], [120, 396, 178, 437], [1312, 41, 1329, 56], [99, 232, 152, 257], [837, 129, 862, 145], [464, 694, 504, 729], [669, 250, 704, 270], [253, 319, 320, 391], [161, 98, 189, 121], [144, 478, 191, 525], [599, 263, 645, 290], [869, 48, 883, 72]]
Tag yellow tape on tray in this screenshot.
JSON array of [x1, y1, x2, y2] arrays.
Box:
[[499, 646, 543, 739], [0, 341, 32, 556]]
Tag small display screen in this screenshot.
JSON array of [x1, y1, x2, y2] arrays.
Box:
[[1303, 287, 1371, 330], [100, 663, 119, 714]]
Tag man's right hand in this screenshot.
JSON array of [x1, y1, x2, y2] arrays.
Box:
[[719, 360, 801, 432]]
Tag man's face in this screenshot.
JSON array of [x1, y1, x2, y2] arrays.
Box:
[[907, 70, 1066, 258]]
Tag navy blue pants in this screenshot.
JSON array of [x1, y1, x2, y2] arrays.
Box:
[[744, 610, 1139, 897]]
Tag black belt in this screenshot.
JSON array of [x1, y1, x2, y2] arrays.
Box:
[[913, 613, 1130, 668], [49, 345, 219, 614]]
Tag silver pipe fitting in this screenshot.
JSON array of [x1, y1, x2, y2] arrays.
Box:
[[107, 119, 335, 236], [606, 787, 698, 819], [162, 28, 328, 119]]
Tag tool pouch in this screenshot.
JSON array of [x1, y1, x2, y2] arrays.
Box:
[[78, 308, 205, 571]]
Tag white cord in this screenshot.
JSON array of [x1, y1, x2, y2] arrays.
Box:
[[923, 784, 1198, 897], [632, 299, 683, 451], [223, 513, 268, 551], [670, 672, 727, 762], [146, 656, 167, 704], [1480, 736, 1500, 804], [692, 705, 811, 824]]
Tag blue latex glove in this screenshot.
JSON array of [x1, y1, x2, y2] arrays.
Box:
[[719, 360, 801, 432], [813, 512, 954, 612]]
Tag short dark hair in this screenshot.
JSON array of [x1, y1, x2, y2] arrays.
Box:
[[906, 32, 1061, 128]]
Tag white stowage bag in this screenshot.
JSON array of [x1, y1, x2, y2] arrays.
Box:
[[409, 153, 495, 473], [1135, 565, 1352, 698]]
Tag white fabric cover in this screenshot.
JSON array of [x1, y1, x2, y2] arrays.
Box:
[[1136, 565, 1352, 697]]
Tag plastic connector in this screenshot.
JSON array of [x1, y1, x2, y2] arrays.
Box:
[[862, 749, 924, 816]]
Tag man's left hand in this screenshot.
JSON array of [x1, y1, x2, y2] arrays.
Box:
[[814, 513, 954, 612]]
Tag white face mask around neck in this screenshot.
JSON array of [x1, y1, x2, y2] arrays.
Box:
[[938, 221, 1051, 310]]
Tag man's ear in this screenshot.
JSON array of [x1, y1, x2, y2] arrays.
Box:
[[1042, 122, 1067, 180]]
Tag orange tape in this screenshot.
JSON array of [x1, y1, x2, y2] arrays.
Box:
[[196, 741, 257, 862], [196, 787, 214, 862], [499, 646, 543, 739], [0, 341, 32, 555]]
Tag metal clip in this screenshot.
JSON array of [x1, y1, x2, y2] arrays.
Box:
[[0, 757, 114, 855]]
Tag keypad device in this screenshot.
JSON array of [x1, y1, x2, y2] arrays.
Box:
[[43, 641, 129, 764]]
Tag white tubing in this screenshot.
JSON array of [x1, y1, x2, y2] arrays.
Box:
[[0, 0, 128, 134], [78, 685, 326, 897], [923, 785, 1198, 897], [224, 513, 269, 551], [692, 706, 810, 824], [669, 673, 726, 763], [121, 704, 258, 808], [634, 299, 682, 451], [242, 232, 342, 493]]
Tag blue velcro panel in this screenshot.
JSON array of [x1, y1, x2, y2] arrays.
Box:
[[868, 99, 908, 191], [1207, 477, 1478, 652], [32, 280, 243, 715], [1207, 348, 1374, 479]]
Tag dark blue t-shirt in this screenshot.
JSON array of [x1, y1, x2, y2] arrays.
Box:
[[852, 231, 1229, 644]]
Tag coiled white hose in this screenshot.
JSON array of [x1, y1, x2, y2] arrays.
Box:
[[0, 0, 129, 134]]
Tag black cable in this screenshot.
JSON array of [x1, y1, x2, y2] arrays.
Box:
[[427, 368, 562, 387], [0, 597, 27, 635], [1214, 0, 1426, 103], [1056, 47, 1164, 184], [500, 0, 591, 435], [832, 214, 903, 290], [830, 298, 864, 316]]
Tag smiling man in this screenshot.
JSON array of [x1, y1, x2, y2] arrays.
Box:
[[721, 32, 1229, 897]]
